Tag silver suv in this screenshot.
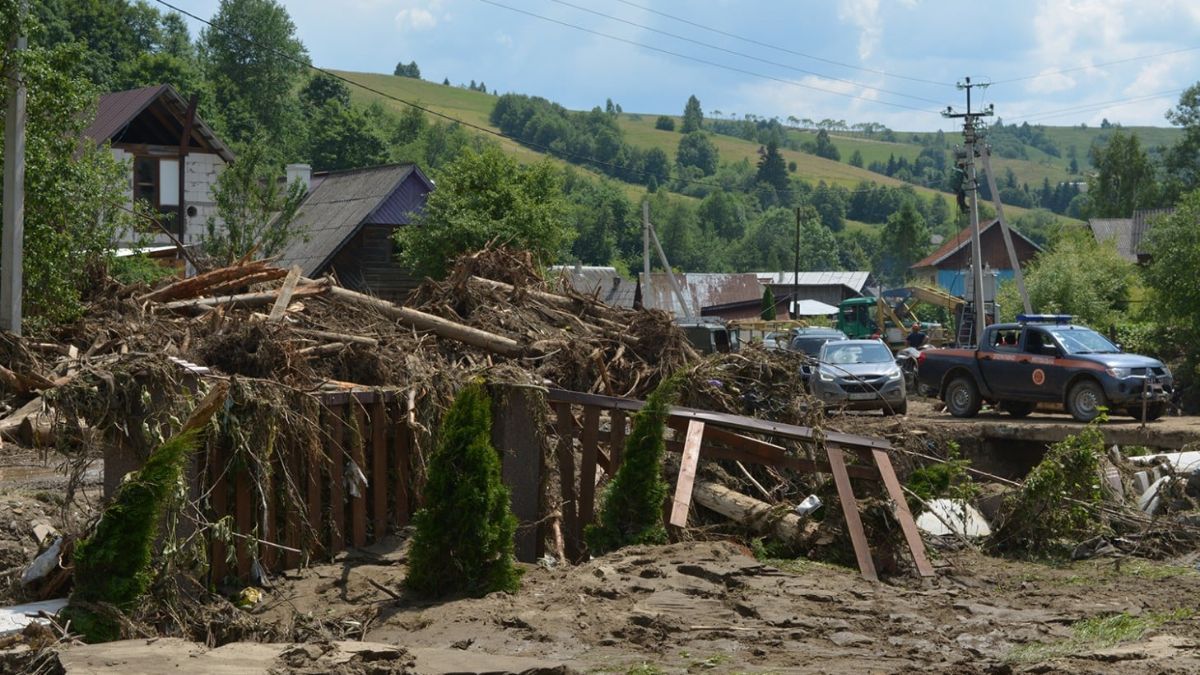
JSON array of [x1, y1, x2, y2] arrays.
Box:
[[810, 339, 907, 415]]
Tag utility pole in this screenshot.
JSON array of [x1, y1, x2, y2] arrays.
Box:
[[793, 207, 801, 320], [642, 200, 652, 310], [2, 0, 28, 336], [942, 77, 993, 345]]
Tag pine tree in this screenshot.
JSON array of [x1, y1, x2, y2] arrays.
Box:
[[681, 95, 703, 133], [761, 287, 777, 320], [756, 141, 789, 194], [405, 383, 521, 597], [585, 377, 679, 556]]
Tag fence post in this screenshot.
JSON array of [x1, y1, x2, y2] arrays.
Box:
[[492, 386, 545, 563]]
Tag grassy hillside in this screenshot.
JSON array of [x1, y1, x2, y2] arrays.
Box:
[[332, 70, 1157, 224]]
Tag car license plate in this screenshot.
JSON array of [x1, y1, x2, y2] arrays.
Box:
[[848, 392, 876, 401]]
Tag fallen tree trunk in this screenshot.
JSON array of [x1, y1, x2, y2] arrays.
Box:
[[327, 286, 529, 358], [0, 397, 45, 442], [158, 281, 328, 313], [469, 276, 642, 347], [692, 480, 810, 544], [139, 261, 283, 303]]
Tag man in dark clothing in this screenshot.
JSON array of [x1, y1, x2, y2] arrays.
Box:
[[906, 323, 927, 348]]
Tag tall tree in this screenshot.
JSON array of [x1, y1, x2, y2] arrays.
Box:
[[306, 101, 388, 171], [199, 0, 310, 155], [755, 140, 789, 194], [1087, 131, 1159, 217], [676, 131, 719, 176], [814, 129, 840, 161], [681, 94, 703, 133], [202, 142, 308, 265], [396, 146, 573, 278], [878, 200, 930, 284], [1142, 189, 1200, 334], [1165, 83, 1200, 196]]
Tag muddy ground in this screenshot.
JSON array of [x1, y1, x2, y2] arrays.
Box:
[[6, 404, 1200, 673]]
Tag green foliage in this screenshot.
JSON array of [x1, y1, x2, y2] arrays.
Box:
[[654, 115, 675, 131], [1143, 190, 1200, 334], [1007, 610, 1192, 664], [66, 430, 200, 642], [676, 131, 719, 176], [199, 0, 309, 155], [393, 60, 420, 78], [849, 149, 864, 167], [760, 286, 777, 320], [585, 377, 679, 556], [905, 442, 976, 512], [755, 140, 789, 194], [305, 100, 388, 172], [300, 72, 351, 109], [995, 227, 1136, 325], [202, 142, 308, 265], [404, 383, 520, 597], [109, 255, 177, 287], [1086, 131, 1161, 217], [735, 206, 838, 272], [396, 146, 573, 279], [813, 129, 840, 161], [681, 94, 703, 134], [992, 425, 1106, 554], [877, 200, 930, 284], [0, 34, 134, 328]]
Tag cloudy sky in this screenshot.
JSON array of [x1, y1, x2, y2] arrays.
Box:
[[178, 0, 1200, 131]]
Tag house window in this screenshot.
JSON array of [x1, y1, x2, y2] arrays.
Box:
[[132, 157, 180, 231]]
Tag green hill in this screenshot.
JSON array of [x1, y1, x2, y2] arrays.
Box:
[[328, 69, 1183, 225]]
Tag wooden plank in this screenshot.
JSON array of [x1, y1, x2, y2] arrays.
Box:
[[235, 465, 252, 579], [393, 407, 411, 527], [826, 445, 878, 582], [350, 404, 368, 548], [371, 400, 389, 542], [267, 265, 302, 321], [262, 457, 276, 571], [209, 444, 228, 582], [669, 420, 706, 527], [662, 429, 880, 481], [327, 405, 346, 555], [872, 449, 935, 578], [545, 388, 890, 451], [554, 402, 580, 562], [608, 410, 625, 473], [284, 442, 301, 570], [578, 406, 600, 534], [305, 439, 323, 561], [492, 387, 545, 563]]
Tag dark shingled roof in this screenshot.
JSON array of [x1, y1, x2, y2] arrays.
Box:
[[274, 164, 433, 276], [84, 84, 234, 162], [1087, 209, 1173, 262]]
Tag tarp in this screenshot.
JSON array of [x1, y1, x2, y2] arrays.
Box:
[[790, 299, 839, 316]]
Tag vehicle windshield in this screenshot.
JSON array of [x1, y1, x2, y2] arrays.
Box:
[[791, 336, 839, 356], [821, 342, 894, 364], [1045, 327, 1120, 354]]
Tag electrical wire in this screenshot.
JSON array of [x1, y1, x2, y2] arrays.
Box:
[[474, 0, 942, 116], [546, 0, 944, 105], [610, 0, 953, 88], [1009, 89, 1184, 125], [992, 45, 1200, 86]]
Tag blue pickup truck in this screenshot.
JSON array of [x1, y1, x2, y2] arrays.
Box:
[[916, 315, 1173, 422]]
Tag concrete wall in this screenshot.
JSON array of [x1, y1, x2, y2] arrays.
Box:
[[110, 148, 225, 249]]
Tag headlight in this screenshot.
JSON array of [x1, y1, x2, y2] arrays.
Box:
[[819, 370, 834, 382], [887, 368, 902, 381], [1106, 367, 1132, 378]]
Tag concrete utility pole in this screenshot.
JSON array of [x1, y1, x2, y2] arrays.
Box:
[[2, 0, 28, 336], [793, 207, 801, 320], [942, 77, 993, 345], [642, 200, 652, 310]]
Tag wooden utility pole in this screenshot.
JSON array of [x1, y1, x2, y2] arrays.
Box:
[[2, 1, 27, 335], [943, 77, 992, 345], [793, 207, 801, 320], [642, 200, 652, 310]]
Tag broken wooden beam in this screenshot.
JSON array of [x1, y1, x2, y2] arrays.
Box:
[[158, 281, 328, 313], [267, 265, 303, 321], [669, 420, 705, 527], [328, 285, 529, 358], [291, 328, 379, 347], [691, 481, 811, 545], [139, 261, 285, 303]]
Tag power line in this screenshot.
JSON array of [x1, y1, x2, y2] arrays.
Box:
[[610, 0, 953, 88], [992, 45, 1200, 86], [1007, 89, 1184, 125], [474, 0, 942, 116], [151, 0, 939, 199], [546, 0, 943, 105]]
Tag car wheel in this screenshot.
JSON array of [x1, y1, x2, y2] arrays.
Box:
[[1127, 403, 1166, 421], [1067, 379, 1107, 422], [1001, 401, 1035, 418], [891, 400, 908, 416], [944, 376, 981, 418]]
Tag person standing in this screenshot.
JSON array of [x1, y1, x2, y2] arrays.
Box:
[[906, 322, 927, 348]]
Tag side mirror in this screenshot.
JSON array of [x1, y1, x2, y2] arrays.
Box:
[[1042, 345, 1059, 357]]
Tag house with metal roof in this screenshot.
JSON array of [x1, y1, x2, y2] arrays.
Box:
[[909, 220, 1041, 297], [274, 163, 434, 303], [753, 271, 871, 307], [1087, 208, 1173, 264], [547, 265, 636, 308], [638, 273, 766, 320], [84, 84, 234, 249]]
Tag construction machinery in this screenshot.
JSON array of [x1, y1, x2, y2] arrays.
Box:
[[835, 286, 966, 349]]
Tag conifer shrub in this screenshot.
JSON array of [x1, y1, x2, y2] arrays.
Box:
[[585, 377, 679, 556], [405, 382, 521, 597], [760, 287, 777, 320], [64, 430, 200, 642]]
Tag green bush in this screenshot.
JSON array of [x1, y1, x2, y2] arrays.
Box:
[[109, 254, 177, 287], [65, 430, 199, 642], [585, 377, 679, 556], [405, 382, 521, 597]]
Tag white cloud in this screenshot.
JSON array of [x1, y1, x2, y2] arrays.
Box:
[[395, 0, 447, 32], [837, 0, 882, 61], [495, 31, 513, 48]]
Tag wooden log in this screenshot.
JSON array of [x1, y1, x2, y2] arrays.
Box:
[[201, 268, 290, 298], [691, 481, 812, 544], [0, 363, 53, 394], [297, 342, 346, 356], [158, 281, 328, 313], [469, 276, 642, 345], [140, 261, 282, 303], [292, 328, 379, 346], [0, 397, 43, 441], [268, 265, 303, 321], [328, 285, 529, 357]]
